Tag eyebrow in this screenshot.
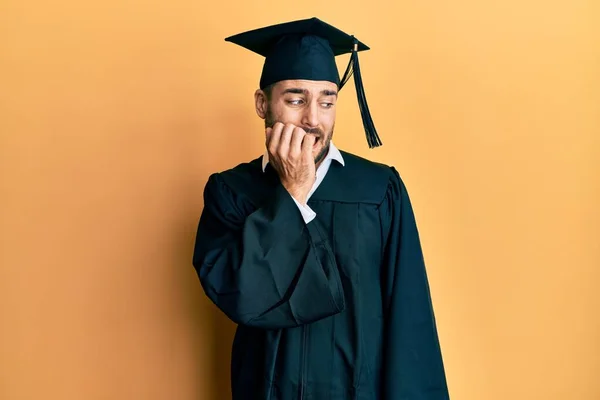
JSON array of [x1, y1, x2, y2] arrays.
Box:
[[282, 88, 338, 97]]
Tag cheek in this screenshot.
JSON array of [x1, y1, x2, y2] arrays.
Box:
[[321, 110, 336, 129], [270, 103, 302, 124]]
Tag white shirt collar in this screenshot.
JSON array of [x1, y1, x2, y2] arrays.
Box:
[[262, 141, 345, 172]]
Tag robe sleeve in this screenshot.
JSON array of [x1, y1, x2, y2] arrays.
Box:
[[192, 172, 345, 330], [380, 167, 450, 399]]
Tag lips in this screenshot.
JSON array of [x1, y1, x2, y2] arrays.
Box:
[[306, 132, 321, 144]]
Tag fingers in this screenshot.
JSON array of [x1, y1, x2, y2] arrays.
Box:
[[265, 127, 272, 142], [289, 126, 306, 160], [278, 124, 295, 158], [269, 123, 302, 159], [267, 123, 314, 168], [301, 134, 316, 160], [267, 122, 283, 155]]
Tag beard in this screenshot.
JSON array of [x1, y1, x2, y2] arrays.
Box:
[[265, 105, 334, 165]]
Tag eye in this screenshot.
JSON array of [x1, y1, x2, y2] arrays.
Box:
[[286, 99, 304, 106], [321, 102, 334, 109]]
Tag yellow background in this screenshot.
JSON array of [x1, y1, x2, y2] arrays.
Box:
[[1, 0, 599, 399]]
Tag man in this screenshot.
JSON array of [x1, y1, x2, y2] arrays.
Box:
[[192, 17, 449, 400]]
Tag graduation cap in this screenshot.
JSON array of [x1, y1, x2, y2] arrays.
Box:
[[225, 17, 382, 148]]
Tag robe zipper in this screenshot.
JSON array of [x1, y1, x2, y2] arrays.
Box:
[[299, 325, 308, 399]]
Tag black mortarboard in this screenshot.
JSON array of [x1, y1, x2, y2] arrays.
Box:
[[225, 17, 382, 148]]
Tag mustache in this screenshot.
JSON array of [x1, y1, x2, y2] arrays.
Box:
[[304, 127, 324, 136], [264, 110, 324, 137], [266, 122, 323, 137]]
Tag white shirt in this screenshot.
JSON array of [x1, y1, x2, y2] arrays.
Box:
[[262, 142, 345, 223]]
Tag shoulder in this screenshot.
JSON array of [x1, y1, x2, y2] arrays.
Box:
[[203, 155, 269, 206], [340, 150, 397, 178], [215, 156, 264, 187], [336, 150, 402, 204]]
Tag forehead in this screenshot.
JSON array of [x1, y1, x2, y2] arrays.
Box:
[[273, 79, 338, 93]]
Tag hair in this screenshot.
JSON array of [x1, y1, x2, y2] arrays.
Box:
[[261, 83, 276, 128], [262, 83, 275, 102]]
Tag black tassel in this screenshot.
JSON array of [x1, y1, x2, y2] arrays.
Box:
[[339, 37, 382, 148], [339, 50, 354, 90]]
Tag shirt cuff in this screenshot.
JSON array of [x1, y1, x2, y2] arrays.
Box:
[[291, 197, 317, 223]]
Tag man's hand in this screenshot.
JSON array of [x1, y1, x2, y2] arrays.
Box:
[[266, 122, 316, 205]]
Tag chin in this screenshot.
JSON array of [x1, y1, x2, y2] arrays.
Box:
[[313, 144, 329, 164]]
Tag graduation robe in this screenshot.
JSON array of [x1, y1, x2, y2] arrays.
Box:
[[192, 151, 449, 399]]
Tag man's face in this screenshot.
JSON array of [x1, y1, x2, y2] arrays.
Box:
[[257, 79, 338, 165]]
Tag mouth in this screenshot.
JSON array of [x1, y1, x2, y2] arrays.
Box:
[[308, 133, 321, 146]]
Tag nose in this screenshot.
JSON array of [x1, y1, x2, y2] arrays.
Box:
[[302, 101, 319, 129]]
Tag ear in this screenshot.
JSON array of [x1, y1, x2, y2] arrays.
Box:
[[254, 89, 267, 119]]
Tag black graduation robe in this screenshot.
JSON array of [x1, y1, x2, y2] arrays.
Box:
[[192, 150, 449, 399]]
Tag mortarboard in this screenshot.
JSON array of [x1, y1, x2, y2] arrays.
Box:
[[225, 17, 382, 148]]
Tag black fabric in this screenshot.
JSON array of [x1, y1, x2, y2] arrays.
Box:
[[258, 34, 340, 90], [192, 151, 449, 399], [225, 17, 369, 89]]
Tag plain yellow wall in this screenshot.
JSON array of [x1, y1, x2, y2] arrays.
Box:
[[1, 0, 599, 399]]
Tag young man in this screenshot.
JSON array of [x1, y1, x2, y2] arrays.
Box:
[[193, 17, 449, 400]]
